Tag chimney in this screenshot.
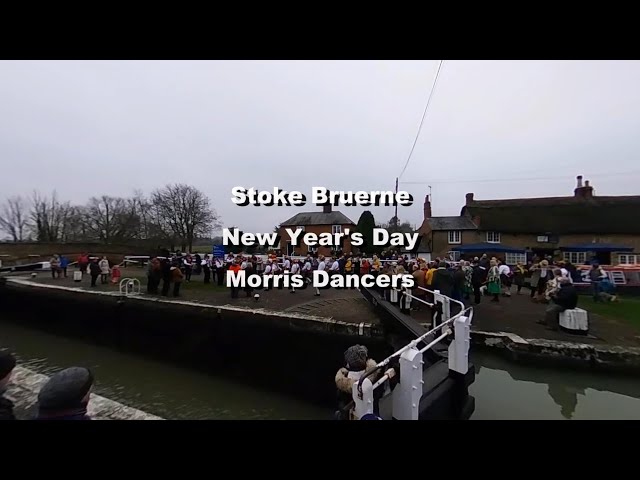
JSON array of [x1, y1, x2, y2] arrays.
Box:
[[574, 175, 594, 199], [423, 195, 432, 219], [322, 202, 332, 214], [465, 192, 474, 205]]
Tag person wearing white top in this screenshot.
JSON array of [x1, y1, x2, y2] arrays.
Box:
[[283, 257, 291, 271], [560, 267, 573, 283], [303, 259, 312, 283], [497, 262, 511, 296], [263, 262, 273, 291], [289, 261, 300, 293], [316, 257, 326, 296], [271, 261, 283, 289]]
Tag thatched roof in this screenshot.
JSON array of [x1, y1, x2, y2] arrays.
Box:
[[461, 195, 640, 234]]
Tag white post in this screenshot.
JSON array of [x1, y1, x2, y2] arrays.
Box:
[[392, 345, 423, 420], [448, 315, 471, 375], [433, 290, 450, 328], [352, 378, 375, 420]]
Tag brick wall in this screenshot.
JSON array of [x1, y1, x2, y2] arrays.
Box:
[[278, 224, 355, 257], [428, 230, 640, 262]]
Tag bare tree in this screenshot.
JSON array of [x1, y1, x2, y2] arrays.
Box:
[[60, 205, 89, 242], [151, 184, 219, 251], [30, 191, 72, 242], [83, 195, 141, 243], [0, 195, 29, 241]]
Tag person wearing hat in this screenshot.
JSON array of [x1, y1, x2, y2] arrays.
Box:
[[334, 345, 395, 420], [37, 367, 94, 420], [0, 350, 17, 420]]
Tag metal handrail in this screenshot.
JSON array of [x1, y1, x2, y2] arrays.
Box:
[[417, 286, 466, 312], [356, 303, 473, 398], [390, 287, 434, 307]]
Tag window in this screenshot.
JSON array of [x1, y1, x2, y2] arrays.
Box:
[[486, 232, 501, 243], [296, 226, 305, 233], [332, 225, 342, 235], [308, 245, 318, 254], [537, 235, 549, 243], [618, 254, 638, 265], [505, 253, 526, 265], [448, 230, 461, 244], [563, 252, 587, 264], [448, 251, 460, 261]]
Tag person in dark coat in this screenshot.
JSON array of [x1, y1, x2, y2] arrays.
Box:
[[0, 350, 17, 420], [194, 253, 202, 276], [471, 262, 487, 305], [37, 367, 93, 420], [161, 258, 172, 296], [538, 278, 578, 331], [452, 264, 466, 302], [89, 259, 101, 287], [202, 254, 211, 284], [431, 261, 454, 298]]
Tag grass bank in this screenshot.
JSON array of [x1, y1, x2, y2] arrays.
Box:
[[582, 296, 640, 330]]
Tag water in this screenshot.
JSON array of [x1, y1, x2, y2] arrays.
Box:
[[2, 318, 640, 420]]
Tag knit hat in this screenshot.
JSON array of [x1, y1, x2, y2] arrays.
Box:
[[360, 413, 382, 420], [344, 345, 368, 371], [0, 349, 16, 381], [38, 367, 94, 412]]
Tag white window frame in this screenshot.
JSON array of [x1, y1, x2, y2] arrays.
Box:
[[332, 225, 342, 235], [505, 252, 526, 265], [448, 250, 461, 261], [448, 230, 461, 244], [537, 235, 549, 243], [297, 226, 305, 233], [618, 254, 638, 265], [563, 251, 587, 264], [486, 231, 501, 243], [308, 245, 318, 254]]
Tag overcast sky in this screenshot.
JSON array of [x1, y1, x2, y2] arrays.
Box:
[[1, 60, 639, 235]]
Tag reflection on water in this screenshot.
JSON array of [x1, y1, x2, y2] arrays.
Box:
[[470, 352, 640, 420], [1, 320, 330, 420], [2, 317, 640, 420]]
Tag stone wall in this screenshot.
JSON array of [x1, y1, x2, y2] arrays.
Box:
[[6, 366, 163, 420]]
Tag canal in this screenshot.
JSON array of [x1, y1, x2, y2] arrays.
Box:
[[2, 318, 640, 420]]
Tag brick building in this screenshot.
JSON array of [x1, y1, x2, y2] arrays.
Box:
[[417, 176, 640, 265], [278, 203, 356, 257]]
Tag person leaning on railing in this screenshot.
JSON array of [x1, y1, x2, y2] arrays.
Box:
[[334, 345, 396, 420]]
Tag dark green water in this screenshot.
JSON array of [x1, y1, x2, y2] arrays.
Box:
[[2, 319, 640, 420]]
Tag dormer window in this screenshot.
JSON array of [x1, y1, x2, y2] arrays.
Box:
[[486, 232, 501, 243]]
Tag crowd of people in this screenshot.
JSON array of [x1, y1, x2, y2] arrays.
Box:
[[48, 253, 118, 287], [1, 349, 94, 421]]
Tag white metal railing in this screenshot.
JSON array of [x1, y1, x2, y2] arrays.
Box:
[[119, 278, 141, 296], [351, 288, 473, 420]]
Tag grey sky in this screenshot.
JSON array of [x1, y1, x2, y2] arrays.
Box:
[[1, 60, 639, 236]]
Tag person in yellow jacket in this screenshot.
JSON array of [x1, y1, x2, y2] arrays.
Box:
[[425, 262, 437, 286], [371, 255, 381, 277], [345, 257, 353, 274]]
